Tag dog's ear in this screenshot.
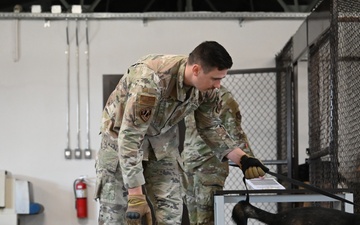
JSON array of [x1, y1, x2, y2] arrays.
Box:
[[232, 201, 248, 225]]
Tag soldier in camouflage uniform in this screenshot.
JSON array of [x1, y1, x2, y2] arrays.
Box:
[[94, 41, 268, 225], [181, 85, 256, 225]]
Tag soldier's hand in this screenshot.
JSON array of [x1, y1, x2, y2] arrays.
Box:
[[126, 194, 152, 225], [239, 155, 269, 179]]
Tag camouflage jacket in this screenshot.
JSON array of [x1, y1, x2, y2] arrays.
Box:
[[182, 85, 254, 171], [100, 54, 239, 188]]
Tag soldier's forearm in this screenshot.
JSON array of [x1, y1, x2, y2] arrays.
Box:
[[226, 147, 246, 166], [128, 186, 143, 195]]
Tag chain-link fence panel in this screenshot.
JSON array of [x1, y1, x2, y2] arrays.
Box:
[[222, 70, 278, 163], [333, 0, 360, 212], [308, 0, 360, 213], [221, 67, 294, 224]]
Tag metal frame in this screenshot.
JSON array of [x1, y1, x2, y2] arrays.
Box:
[[214, 189, 354, 225], [0, 11, 309, 20]]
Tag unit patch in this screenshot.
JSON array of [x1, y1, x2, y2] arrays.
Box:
[[140, 107, 152, 122]]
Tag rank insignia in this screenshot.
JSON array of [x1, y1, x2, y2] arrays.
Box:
[[140, 107, 152, 122]]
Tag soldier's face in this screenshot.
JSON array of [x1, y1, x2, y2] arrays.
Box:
[[193, 65, 227, 92]]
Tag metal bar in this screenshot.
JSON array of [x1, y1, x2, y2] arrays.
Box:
[[228, 67, 284, 74], [285, 66, 293, 179], [214, 188, 353, 195], [223, 193, 353, 203], [143, 0, 157, 12], [64, 18, 72, 159], [185, 0, 193, 11], [250, 0, 255, 12], [292, 63, 299, 179], [205, 0, 218, 11], [80, 0, 84, 9], [294, 0, 300, 12], [75, 19, 81, 150], [88, 0, 102, 12], [305, 0, 322, 12], [0, 12, 309, 20], [59, 0, 71, 11], [214, 195, 225, 225], [345, 193, 354, 213], [85, 19, 90, 150], [267, 170, 357, 206], [262, 160, 288, 165], [66, 19, 71, 150], [177, 0, 183, 12], [277, 0, 292, 12], [229, 159, 288, 166], [13, 18, 19, 62]]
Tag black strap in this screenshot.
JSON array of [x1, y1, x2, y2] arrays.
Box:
[[266, 170, 358, 207], [242, 177, 250, 202]]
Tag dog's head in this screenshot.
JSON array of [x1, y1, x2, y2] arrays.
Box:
[[232, 201, 249, 225]]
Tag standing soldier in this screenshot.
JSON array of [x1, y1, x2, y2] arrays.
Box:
[[94, 41, 268, 225], [182, 85, 261, 225]]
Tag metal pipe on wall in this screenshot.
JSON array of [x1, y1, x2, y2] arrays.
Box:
[[74, 19, 82, 159], [64, 18, 72, 159], [84, 19, 92, 159]]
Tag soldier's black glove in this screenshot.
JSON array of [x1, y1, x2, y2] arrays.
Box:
[[240, 155, 269, 179]]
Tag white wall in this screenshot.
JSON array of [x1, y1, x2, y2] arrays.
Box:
[[0, 17, 306, 225]]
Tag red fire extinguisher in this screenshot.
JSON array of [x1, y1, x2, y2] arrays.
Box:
[[74, 177, 88, 218]]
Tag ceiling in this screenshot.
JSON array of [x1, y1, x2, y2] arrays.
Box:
[[0, 0, 322, 13]]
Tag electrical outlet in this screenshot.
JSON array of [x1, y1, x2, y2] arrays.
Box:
[[74, 149, 82, 159], [64, 148, 72, 159], [84, 149, 92, 159]]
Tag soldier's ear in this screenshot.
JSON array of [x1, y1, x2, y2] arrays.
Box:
[[192, 64, 201, 77]]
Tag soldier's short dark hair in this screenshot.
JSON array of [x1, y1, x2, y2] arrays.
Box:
[[188, 41, 233, 73]]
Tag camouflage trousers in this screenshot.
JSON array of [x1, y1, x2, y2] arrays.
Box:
[[95, 163, 128, 225], [143, 149, 183, 225], [181, 157, 229, 225], [95, 133, 183, 224]]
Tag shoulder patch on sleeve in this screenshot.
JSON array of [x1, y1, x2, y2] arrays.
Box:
[[140, 107, 152, 122]]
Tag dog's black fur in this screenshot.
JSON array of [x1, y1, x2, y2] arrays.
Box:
[[232, 200, 360, 225]]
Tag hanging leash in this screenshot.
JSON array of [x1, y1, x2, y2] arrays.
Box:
[[242, 177, 250, 203], [242, 170, 358, 207]]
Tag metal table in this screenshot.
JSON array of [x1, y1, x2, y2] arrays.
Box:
[[214, 189, 354, 225]]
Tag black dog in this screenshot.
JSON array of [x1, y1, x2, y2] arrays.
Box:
[[232, 200, 360, 225]]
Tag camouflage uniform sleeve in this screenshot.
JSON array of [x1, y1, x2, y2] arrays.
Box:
[[118, 64, 161, 189], [219, 88, 255, 157], [182, 112, 214, 170], [194, 89, 239, 161]]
